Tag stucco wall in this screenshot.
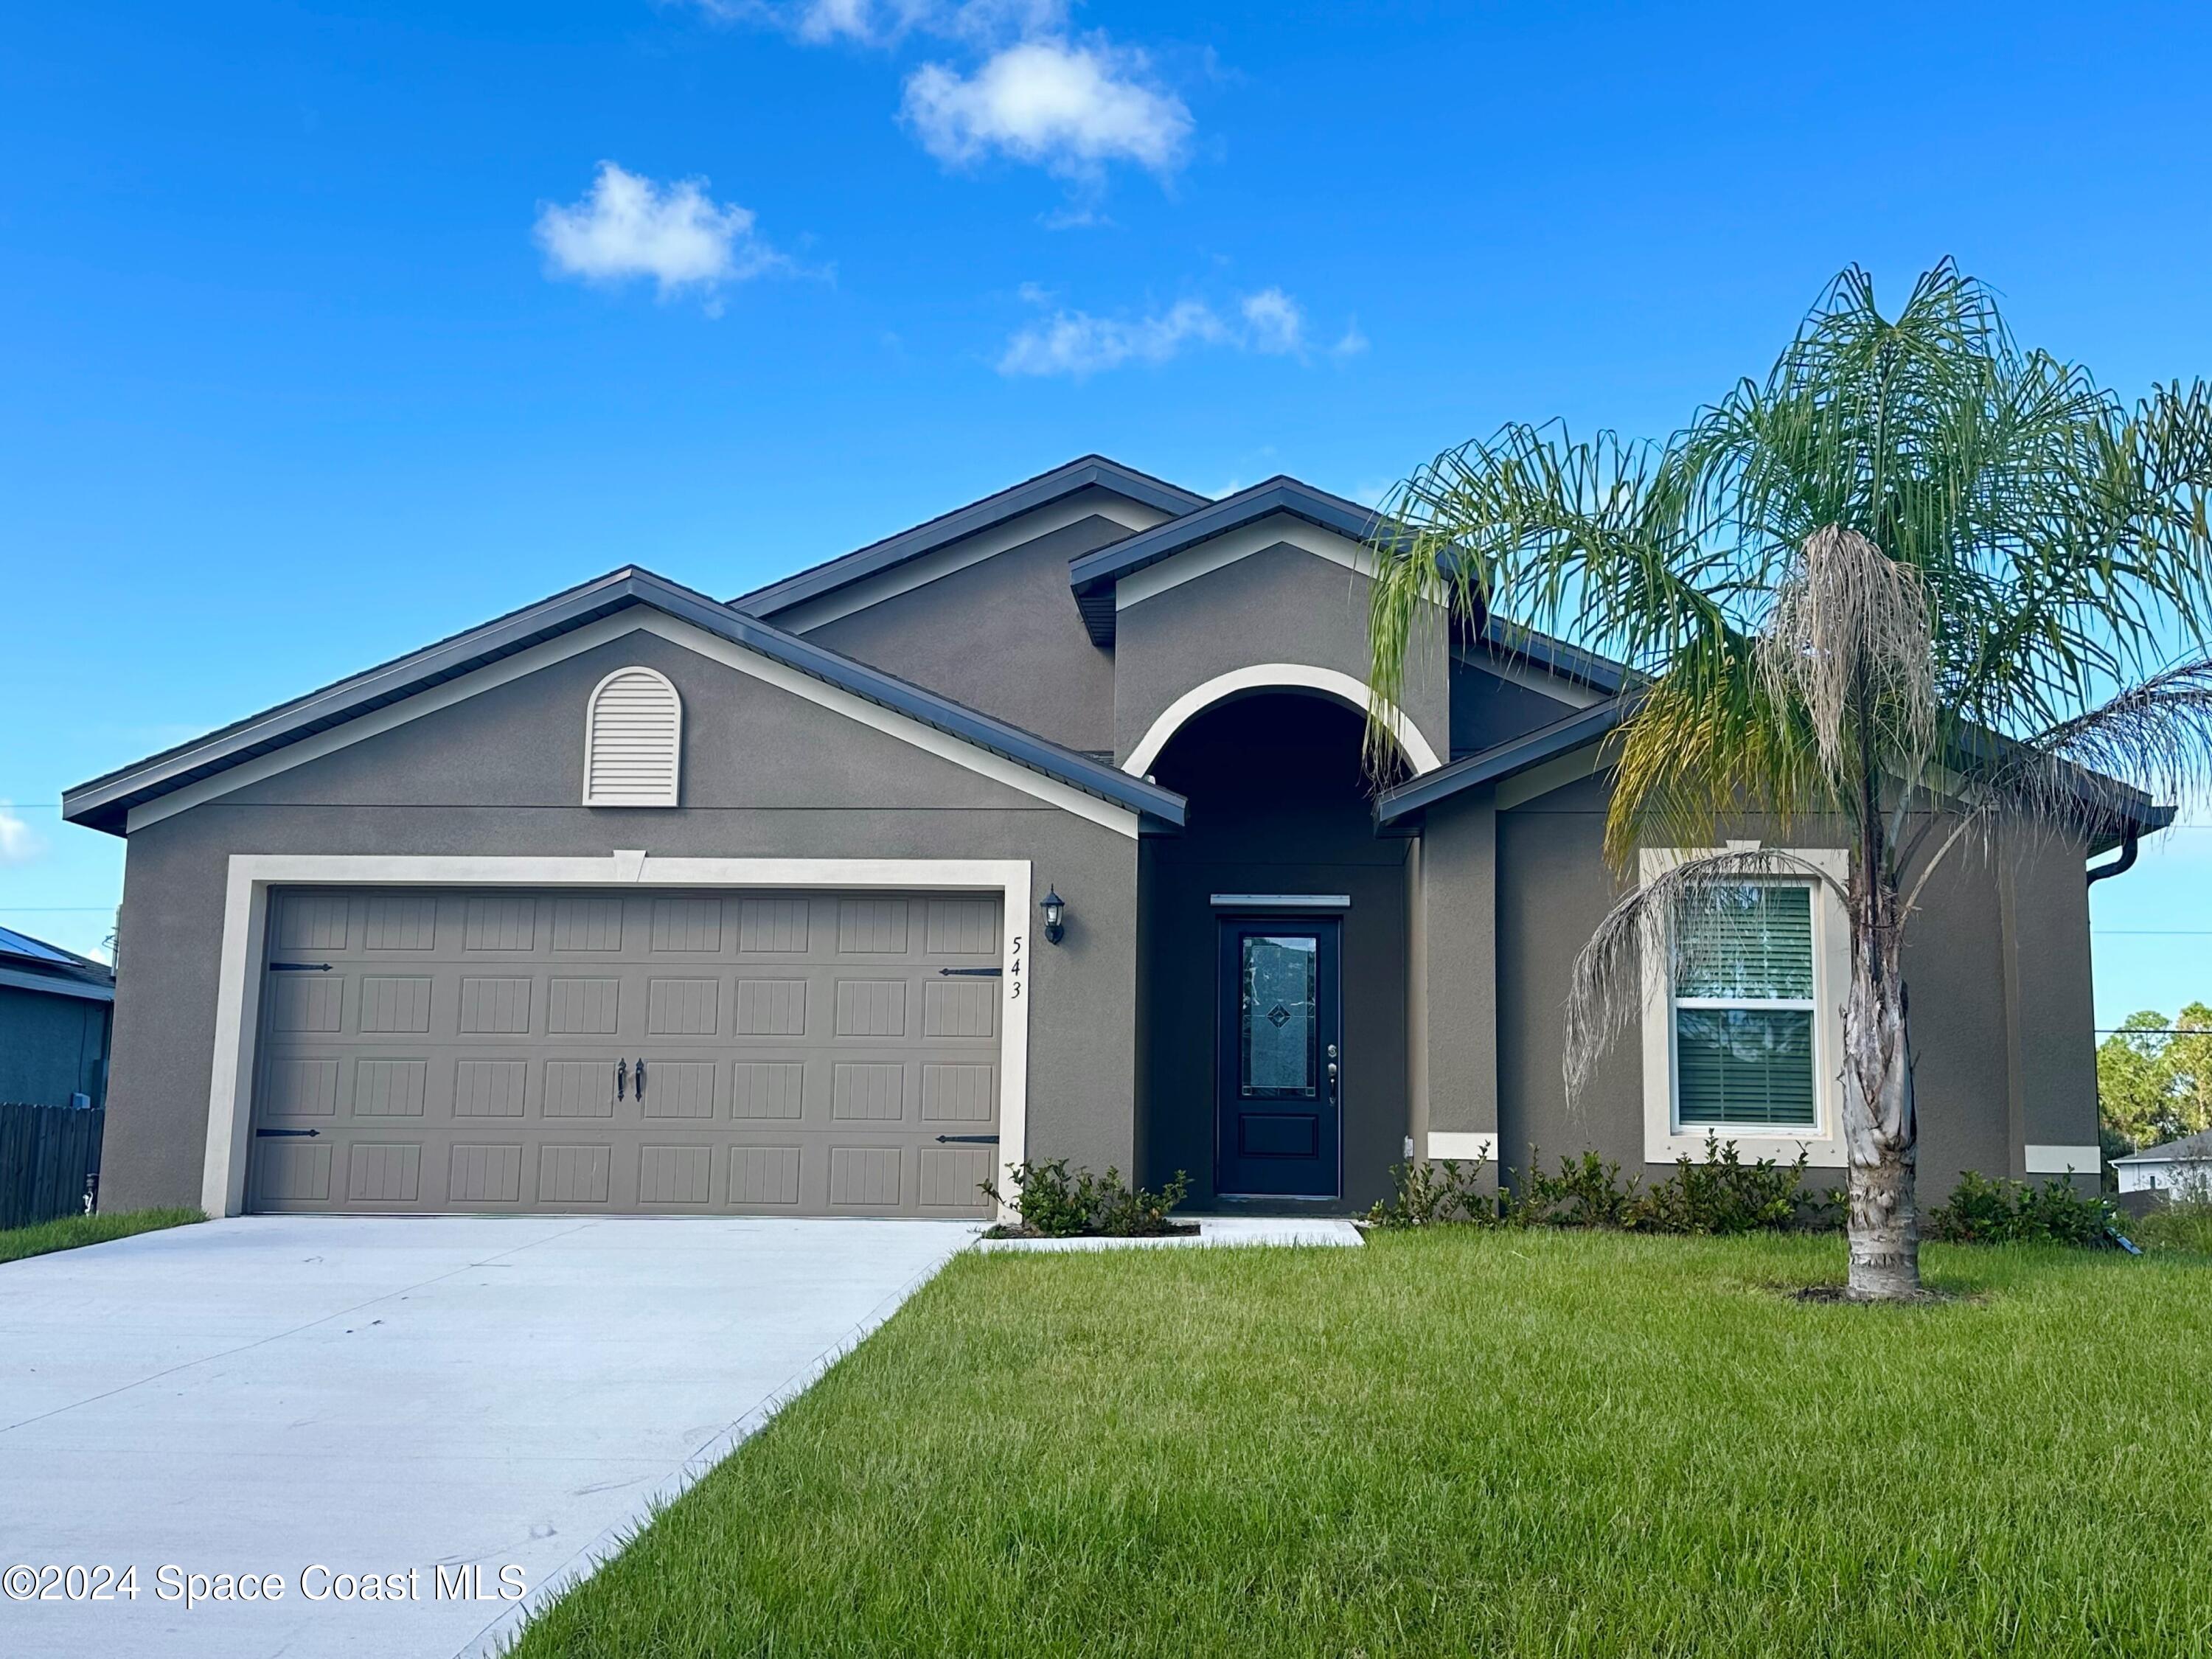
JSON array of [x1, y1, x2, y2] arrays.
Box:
[[1484, 769, 2098, 1200], [802, 511, 1130, 757], [101, 627, 1140, 1211], [1110, 541, 1451, 775]]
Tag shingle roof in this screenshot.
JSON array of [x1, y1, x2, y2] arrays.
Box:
[[0, 925, 114, 1002], [62, 566, 1186, 836], [1065, 476, 1402, 645], [2114, 1128, 2212, 1165], [731, 455, 1207, 621]]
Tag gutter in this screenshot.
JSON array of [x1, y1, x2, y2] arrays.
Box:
[[2085, 825, 2141, 888]]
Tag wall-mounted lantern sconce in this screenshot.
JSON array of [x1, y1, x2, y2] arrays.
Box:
[[1040, 887, 1066, 945]]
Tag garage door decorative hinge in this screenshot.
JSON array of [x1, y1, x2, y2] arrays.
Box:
[[933, 1134, 999, 1144], [936, 967, 1003, 977], [268, 961, 334, 973], [256, 1127, 321, 1138]]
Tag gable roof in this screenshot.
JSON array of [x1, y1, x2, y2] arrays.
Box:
[[2114, 1127, 2212, 1165], [1066, 475, 1402, 645], [1376, 696, 1633, 827], [0, 924, 114, 1004], [62, 566, 1187, 837], [731, 454, 1208, 622], [1377, 682, 2173, 848]]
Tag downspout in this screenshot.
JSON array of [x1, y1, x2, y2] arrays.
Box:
[[2086, 825, 2141, 888]]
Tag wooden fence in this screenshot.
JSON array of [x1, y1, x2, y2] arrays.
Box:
[[0, 1101, 106, 1230]]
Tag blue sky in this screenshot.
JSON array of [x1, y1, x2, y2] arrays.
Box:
[[3, 1, 2209, 1024]]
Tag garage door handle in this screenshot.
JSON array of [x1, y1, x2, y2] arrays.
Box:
[[257, 1127, 320, 1138], [933, 1134, 998, 1144], [936, 967, 1002, 977]]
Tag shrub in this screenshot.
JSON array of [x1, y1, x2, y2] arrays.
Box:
[[1504, 1149, 1641, 1229], [1924, 1170, 2118, 1245], [2133, 1192, 2212, 1255], [985, 1159, 1190, 1238], [1627, 1139, 1822, 1235], [1370, 1139, 1830, 1235], [1366, 1155, 1493, 1228]]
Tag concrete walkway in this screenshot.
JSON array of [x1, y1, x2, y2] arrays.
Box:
[[0, 1214, 976, 1658]]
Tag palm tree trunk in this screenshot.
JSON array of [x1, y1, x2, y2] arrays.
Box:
[[1841, 866, 1920, 1298]]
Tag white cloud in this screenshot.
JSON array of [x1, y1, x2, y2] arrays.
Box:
[[998, 298, 1225, 378], [535, 163, 787, 305], [902, 38, 1191, 178], [1239, 288, 1305, 355], [689, 1, 1065, 48], [998, 287, 1335, 378], [1332, 319, 1370, 358], [0, 804, 41, 866]]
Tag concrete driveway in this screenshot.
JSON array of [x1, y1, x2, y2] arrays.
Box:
[[0, 1215, 977, 1659]]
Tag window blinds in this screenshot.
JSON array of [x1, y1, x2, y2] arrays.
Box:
[[1673, 884, 1817, 1129]]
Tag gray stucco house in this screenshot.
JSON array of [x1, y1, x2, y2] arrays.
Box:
[[63, 456, 2156, 1220]]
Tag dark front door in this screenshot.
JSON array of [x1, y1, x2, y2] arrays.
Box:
[[1215, 917, 1341, 1198]]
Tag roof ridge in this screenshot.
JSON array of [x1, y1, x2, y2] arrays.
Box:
[[731, 455, 1208, 617]]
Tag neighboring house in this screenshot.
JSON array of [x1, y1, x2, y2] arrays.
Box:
[[0, 925, 114, 1108], [2113, 1131, 2212, 1197], [60, 457, 2165, 1221]]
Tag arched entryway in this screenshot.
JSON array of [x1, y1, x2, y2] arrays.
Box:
[[1138, 691, 1411, 1212]]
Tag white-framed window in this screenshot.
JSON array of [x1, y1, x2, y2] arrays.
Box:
[[1638, 846, 1848, 1166], [1671, 883, 1817, 1130], [582, 666, 681, 807]]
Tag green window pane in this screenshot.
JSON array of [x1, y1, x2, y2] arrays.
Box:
[[1675, 885, 1813, 1000], [1675, 1007, 1816, 1127]]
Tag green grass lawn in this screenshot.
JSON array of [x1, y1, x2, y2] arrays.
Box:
[[0, 1206, 202, 1265], [512, 1231, 2212, 1658]]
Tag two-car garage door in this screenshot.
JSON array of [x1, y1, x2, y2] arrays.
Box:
[[246, 887, 1003, 1217]]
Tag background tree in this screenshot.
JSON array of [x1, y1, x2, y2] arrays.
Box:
[[1367, 262, 2212, 1298], [2098, 1004, 2212, 1156]]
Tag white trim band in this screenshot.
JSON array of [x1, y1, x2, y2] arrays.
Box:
[[202, 853, 1032, 1222], [2024, 1144, 2102, 1175], [1427, 1132, 1497, 1162], [1123, 663, 1444, 778]]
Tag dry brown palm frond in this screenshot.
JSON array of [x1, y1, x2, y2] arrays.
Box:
[[1563, 846, 1848, 1106], [1756, 526, 1937, 786]]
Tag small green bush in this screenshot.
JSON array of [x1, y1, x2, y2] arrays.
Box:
[[1369, 1138, 1829, 1235], [1924, 1170, 2118, 1245], [1629, 1139, 1826, 1235], [1365, 1155, 1492, 1228], [985, 1159, 1191, 1238], [2133, 1192, 2212, 1254]]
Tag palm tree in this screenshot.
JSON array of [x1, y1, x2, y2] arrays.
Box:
[[1366, 263, 2212, 1298]]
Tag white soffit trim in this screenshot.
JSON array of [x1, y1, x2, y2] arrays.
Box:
[[2025, 1144, 2103, 1175], [776, 498, 1171, 633], [125, 611, 1140, 840], [1492, 739, 1608, 810], [1113, 515, 1380, 610], [1427, 1131, 1497, 1161], [1123, 663, 1444, 777], [204, 853, 1034, 1220]]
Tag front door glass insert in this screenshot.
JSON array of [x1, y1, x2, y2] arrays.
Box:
[[1241, 934, 1318, 1096]]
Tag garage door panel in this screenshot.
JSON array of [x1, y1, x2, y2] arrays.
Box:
[[248, 886, 1001, 1216]]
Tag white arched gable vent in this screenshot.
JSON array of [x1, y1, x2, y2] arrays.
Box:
[[582, 667, 682, 807]]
